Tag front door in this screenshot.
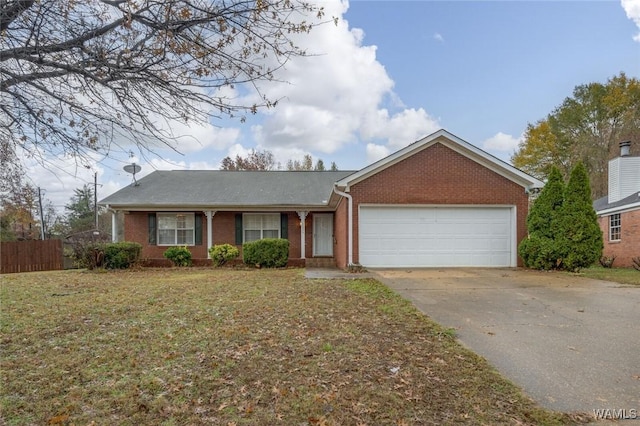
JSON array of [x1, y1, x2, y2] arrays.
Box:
[[313, 214, 333, 256]]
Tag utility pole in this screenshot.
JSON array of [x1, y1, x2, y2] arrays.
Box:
[[94, 172, 98, 229], [37, 187, 45, 239]]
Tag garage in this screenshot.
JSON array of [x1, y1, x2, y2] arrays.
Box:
[[359, 206, 515, 267]]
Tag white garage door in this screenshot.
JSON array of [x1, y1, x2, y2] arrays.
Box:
[[359, 206, 514, 267]]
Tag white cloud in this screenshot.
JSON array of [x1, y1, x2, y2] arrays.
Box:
[[482, 132, 521, 153], [622, 0, 640, 42], [366, 143, 391, 164], [239, 0, 439, 157], [361, 108, 440, 149], [434, 33, 445, 42], [167, 124, 240, 154]]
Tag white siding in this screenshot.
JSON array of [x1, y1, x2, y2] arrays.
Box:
[[608, 157, 640, 203]]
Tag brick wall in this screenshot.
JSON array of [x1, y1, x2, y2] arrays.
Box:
[[124, 211, 305, 261], [334, 198, 349, 269], [598, 209, 640, 267], [347, 142, 530, 266]]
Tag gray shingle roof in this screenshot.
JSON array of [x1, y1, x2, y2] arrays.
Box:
[[594, 191, 640, 213], [99, 170, 355, 208]]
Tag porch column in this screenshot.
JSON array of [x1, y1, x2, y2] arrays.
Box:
[[111, 210, 117, 242], [296, 211, 309, 259], [204, 210, 216, 258]]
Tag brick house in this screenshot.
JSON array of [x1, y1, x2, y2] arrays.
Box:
[[100, 129, 543, 268], [594, 141, 640, 267]]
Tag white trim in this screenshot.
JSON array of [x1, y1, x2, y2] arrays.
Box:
[[333, 186, 353, 265], [156, 212, 196, 246], [596, 201, 640, 216], [111, 209, 118, 243], [204, 211, 216, 258], [297, 211, 309, 259], [608, 213, 622, 242], [335, 129, 543, 191], [242, 212, 280, 243]]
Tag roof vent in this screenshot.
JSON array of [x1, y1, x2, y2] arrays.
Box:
[[620, 140, 631, 157]]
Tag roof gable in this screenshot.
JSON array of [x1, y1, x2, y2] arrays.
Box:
[[335, 129, 543, 190]]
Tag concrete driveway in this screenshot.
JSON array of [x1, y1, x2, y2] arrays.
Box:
[[372, 268, 640, 416]]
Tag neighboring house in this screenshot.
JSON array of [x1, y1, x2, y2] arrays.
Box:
[[99, 129, 543, 269], [594, 141, 640, 267]]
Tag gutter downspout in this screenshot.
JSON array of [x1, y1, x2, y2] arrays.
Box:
[[333, 185, 353, 266]]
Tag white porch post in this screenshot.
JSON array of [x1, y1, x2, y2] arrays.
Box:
[[205, 211, 216, 258], [111, 209, 117, 242], [296, 211, 309, 259]]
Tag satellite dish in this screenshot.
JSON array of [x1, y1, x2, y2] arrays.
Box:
[[123, 163, 142, 186]]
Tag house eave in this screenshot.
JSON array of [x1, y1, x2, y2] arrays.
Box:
[[101, 203, 338, 212], [596, 201, 640, 216]]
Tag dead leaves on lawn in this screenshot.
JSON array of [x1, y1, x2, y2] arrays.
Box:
[[2, 269, 580, 425]]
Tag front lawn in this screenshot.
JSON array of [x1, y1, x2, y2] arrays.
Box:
[[579, 266, 640, 285], [1, 269, 586, 425]]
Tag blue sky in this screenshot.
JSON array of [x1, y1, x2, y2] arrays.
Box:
[[28, 0, 640, 209]]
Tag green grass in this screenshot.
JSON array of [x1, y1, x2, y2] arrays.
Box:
[[1, 268, 589, 425], [579, 266, 640, 285]]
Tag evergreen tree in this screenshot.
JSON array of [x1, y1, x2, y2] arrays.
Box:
[[557, 162, 603, 271], [518, 166, 565, 269], [65, 185, 95, 233]]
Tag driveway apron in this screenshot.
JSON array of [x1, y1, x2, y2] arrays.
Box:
[[372, 268, 640, 415]]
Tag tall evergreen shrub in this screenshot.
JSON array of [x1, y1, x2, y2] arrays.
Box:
[[556, 162, 603, 271], [519, 166, 565, 269]]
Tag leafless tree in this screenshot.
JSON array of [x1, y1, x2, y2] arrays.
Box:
[[1, 0, 325, 168]]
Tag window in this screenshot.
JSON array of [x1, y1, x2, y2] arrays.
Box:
[[157, 213, 195, 245], [243, 213, 280, 242], [609, 214, 621, 241]]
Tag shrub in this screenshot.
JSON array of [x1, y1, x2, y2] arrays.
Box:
[[209, 243, 240, 267], [518, 235, 561, 270], [519, 167, 565, 269], [163, 246, 193, 267], [73, 241, 141, 270], [599, 256, 616, 268], [76, 242, 106, 270], [104, 242, 142, 269], [242, 238, 289, 268], [556, 162, 603, 271]]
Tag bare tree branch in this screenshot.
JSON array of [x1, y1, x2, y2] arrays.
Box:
[[1, 0, 325, 169]]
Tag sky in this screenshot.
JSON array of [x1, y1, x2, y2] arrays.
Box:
[[24, 0, 640, 212]]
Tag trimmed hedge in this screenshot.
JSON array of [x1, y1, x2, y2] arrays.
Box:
[[243, 238, 289, 268], [209, 243, 240, 267], [163, 246, 193, 267], [104, 242, 142, 269]]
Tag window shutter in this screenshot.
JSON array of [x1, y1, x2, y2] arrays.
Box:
[[148, 213, 157, 245], [280, 213, 288, 239], [195, 214, 202, 245], [235, 214, 243, 244]]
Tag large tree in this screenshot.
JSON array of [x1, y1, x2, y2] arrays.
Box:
[[512, 73, 640, 198], [220, 148, 276, 170], [1, 0, 325, 168]]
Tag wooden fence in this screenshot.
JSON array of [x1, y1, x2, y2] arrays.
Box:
[[1, 239, 63, 274]]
